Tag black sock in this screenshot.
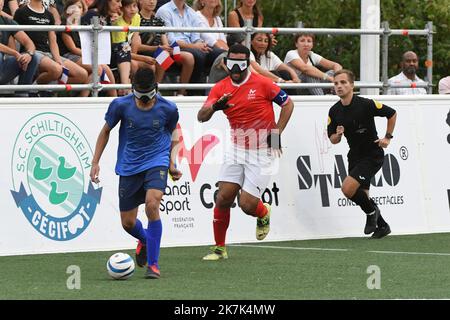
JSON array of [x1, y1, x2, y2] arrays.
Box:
[[350, 188, 375, 214], [370, 199, 388, 227]]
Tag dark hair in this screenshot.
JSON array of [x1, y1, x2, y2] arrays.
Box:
[[132, 68, 156, 89], [226, 33, 246, 46], [294, 33, 315, 45], [251, 32, 271, 62], [228, 43, 250, 59], [334, 69, 355, 83], [88, 0, 110, 17], [122, 0, 137, 7]]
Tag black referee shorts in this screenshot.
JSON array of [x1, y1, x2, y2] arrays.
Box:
[[348, 154, 384, 190]]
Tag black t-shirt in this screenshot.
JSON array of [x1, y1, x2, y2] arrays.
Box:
[[327, 95, 396, 159], [140, 15, 165, 47], [14, 4, 55, 53], [58, 17, 81, 56], [0, 16, 17, 46]]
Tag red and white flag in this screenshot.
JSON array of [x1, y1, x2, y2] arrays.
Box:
[[171, 42, 182, 62], [154, 47, 174, 71]]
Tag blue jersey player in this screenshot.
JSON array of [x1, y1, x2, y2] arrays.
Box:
[[90, 68, 182, 279]]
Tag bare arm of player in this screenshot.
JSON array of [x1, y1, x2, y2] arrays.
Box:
[[169, 126, 182, 181], [268, 99, 294, 157], [197, 94, 233, 122], [329, 125, 344, 144], [90, 123, 111, 183], [197, 105, 216, 123], [277, 98, 294, 134], [375, 112, 397, 148]]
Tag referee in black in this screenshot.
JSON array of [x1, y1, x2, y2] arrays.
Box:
[[327, 69, 397, 238]]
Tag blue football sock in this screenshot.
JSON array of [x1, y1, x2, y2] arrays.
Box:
[[126, 219, 147, 243], [146, 219, 162, 267]]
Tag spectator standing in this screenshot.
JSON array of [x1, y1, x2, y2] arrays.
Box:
[[387, 51, 428, 95], [227, 0, 262, 27], [227, 0, 276, 46], [284, 33, 342, 95]]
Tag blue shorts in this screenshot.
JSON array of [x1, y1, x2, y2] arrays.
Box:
[[118, 166, 168, 211]]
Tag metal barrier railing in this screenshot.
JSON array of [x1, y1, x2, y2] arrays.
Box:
[[0, 20, 434, 95]]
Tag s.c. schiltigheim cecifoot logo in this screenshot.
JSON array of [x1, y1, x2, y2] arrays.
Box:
[[10, 113, 102, 241]]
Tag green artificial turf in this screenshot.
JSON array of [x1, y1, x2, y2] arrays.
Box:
[[2, 233, 450, 300]]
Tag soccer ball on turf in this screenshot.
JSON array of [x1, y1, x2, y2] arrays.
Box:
[[106, 252, 135, 280]]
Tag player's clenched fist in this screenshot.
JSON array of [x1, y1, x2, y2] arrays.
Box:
[[336, 125, 345, 136]]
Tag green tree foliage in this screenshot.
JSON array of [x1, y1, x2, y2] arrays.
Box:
[[246, 0, 450, 92]]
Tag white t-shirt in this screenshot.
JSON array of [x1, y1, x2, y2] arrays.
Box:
[[387, 72, 427, 95], [195, 11, 226, 47], [257, 51, 283, 71], [284, 50, 323, 75], [19, 0, 55, 9]]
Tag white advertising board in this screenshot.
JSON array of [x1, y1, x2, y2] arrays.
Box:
[[1, 95, 449, 256]]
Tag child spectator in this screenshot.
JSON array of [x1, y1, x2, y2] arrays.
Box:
[[137, 0, 193, 95], [59, 0, 117, 96], [81, 0, 122, 27], [112, 0, 156, 95]]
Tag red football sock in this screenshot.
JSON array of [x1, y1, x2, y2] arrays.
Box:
[[213, 206, 230, 247], [255, 200, 268, 218]]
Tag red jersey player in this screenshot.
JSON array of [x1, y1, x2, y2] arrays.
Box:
[[197, 44, 294, 260]]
